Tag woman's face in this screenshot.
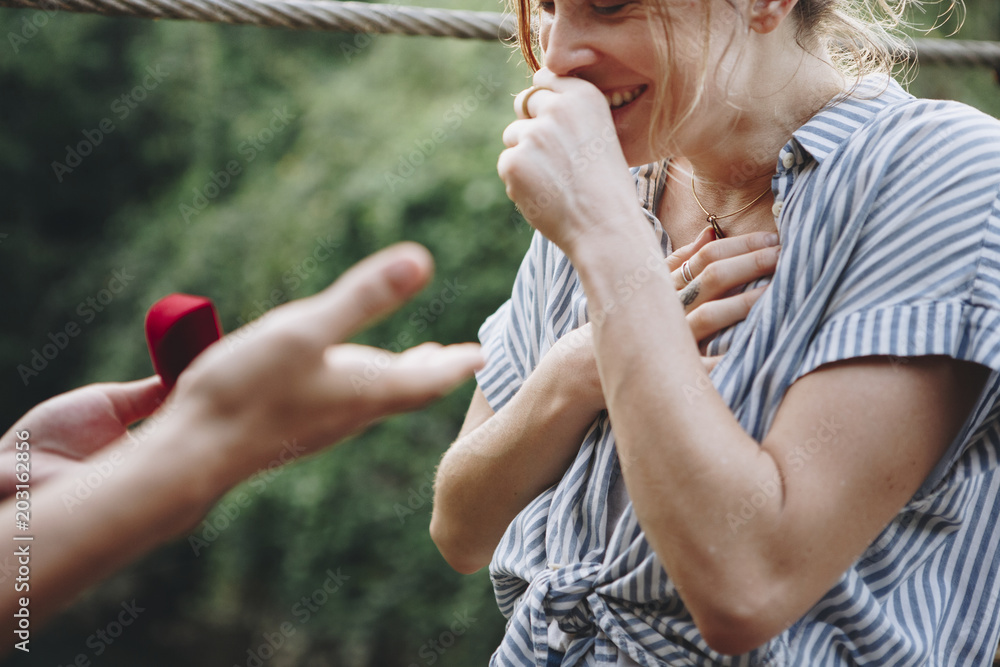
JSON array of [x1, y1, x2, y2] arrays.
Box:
[[538, 0, 748, 166]]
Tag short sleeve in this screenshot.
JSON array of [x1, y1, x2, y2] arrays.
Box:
[[476, 231, 549, 412], [797, 103, 1000, 379], [788, 103, 1000, 490]]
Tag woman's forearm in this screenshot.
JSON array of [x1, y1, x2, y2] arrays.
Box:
[[568, 227, 790, 646], [431, 366, 600, 574]]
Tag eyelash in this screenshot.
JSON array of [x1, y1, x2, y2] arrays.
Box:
[[593, 3, 629, 14], [537, 1, 631, 15]]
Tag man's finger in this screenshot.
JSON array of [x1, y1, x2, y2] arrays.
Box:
[[95, 376, 168, 426], [366, 343, 485, 408], [307, 242, 434, 344]]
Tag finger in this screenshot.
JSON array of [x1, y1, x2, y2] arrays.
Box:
[[532, 67, 592, 95], [531, 69, 613, 120], [692, 246, 778, 306], [677, 278, 703, 312], [668, 227, 715, 291], [666, 226, 715, 273], [686, 286, 767, 342], [348, 343, 485, 411], [497, 147, 536, 210], [396, 341, 445, 362], [89, 376, 168, 426], [514, 86, 556, 120], [683, 231, 779, 282], [502, 119, 532, 148], [303, 242, 435, 344]]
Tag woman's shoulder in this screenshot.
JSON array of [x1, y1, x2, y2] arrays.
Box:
[[846, 77, 1000, 167], [786, 81, 1000, 289], [812, 78, 1000, 213]]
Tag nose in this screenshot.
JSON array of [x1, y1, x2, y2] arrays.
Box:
[[540, 14, 599, 75]]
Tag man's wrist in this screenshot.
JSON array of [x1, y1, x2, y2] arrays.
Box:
[[133, 399, 239, 533]]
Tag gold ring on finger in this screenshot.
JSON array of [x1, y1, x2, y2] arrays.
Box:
[[521, 85, 547, 119]]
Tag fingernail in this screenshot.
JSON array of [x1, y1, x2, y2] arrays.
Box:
[[765, 233, 779, 246], [385, 259, 420, 289], [705, 226, 717, 241]]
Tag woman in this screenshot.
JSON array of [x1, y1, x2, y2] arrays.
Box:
[[431, 0, 1000, 664]]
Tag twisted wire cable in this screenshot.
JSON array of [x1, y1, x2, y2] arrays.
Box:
[[3, 0, 1000, 72], [0, 0, 518, 40]]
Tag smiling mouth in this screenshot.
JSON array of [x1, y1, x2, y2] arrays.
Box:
[[605, 85, 647, 111]]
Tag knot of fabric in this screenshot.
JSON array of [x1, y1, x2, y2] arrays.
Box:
[[542, 561, 603, 636]]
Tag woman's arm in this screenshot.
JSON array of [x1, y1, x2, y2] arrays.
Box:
[[431, 333, 605, 574], [571, 230, 986, 654], [431, 231, 780, 573]]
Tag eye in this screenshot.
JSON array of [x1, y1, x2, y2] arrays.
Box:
[[592, 2, 629, 15]]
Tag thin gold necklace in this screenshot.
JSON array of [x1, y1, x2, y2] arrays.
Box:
[[690, 177, 771, 239]]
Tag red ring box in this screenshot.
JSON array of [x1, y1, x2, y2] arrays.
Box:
[[145, 294, 223, 389]]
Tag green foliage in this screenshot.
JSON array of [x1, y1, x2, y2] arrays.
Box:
[[0, 0, 995, 664]]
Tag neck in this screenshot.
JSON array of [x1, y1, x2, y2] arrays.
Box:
[[677, 26, 848, 213]]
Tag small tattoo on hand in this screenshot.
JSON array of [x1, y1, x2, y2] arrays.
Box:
[[681, 282, 700, 307]]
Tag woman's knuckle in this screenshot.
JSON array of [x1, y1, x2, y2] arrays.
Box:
[[700, 264, 720, 289], [754, 250, 773, 272], [736, 291, 753, 312], [697, 244, 721, 265]]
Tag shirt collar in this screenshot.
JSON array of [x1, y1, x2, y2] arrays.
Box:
[[789, 75, 913, 166]]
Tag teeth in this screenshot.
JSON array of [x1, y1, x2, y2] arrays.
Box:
[[605, 86, 644, 110]]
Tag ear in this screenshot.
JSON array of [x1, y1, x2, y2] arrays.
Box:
[[748, 0, 799, 34]]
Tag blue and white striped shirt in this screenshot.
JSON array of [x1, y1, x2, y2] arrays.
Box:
[[476, 76, 1000, 666]]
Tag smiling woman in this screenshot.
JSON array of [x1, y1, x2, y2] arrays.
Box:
[[430, 0, 1000, 665]]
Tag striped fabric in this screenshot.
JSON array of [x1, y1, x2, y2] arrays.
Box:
[[476, 76, 1000, 666]]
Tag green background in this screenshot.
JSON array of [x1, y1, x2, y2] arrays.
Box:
[[0, 0, 997, 664]]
